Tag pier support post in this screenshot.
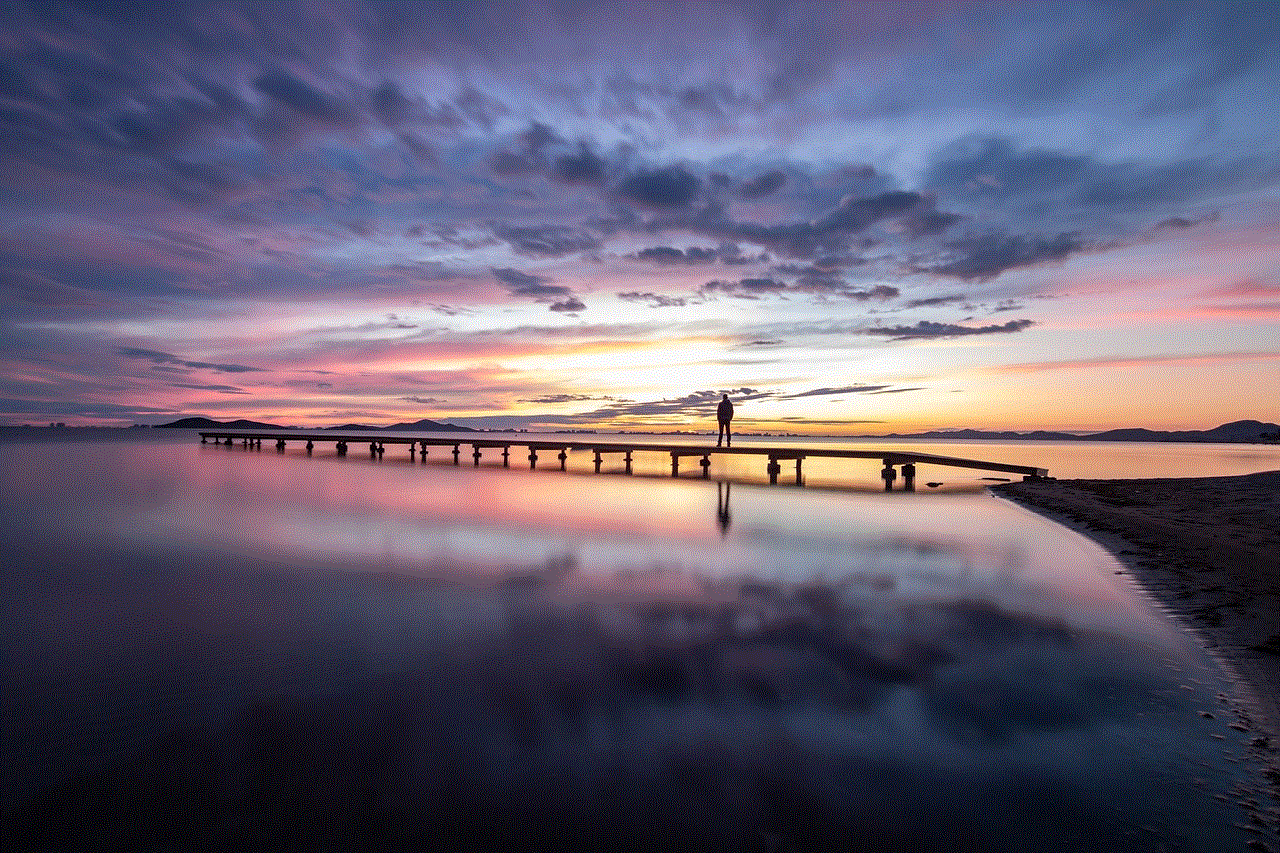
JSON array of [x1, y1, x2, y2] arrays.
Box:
[[880, 460, 896, 491], [502, 446, 509, 467], [558, 450, 567, 471], [410, 444, 416, 460], [419, 441, 429, 461], [337, 441, 347, 456], [624, 450, 633, 474], [528, 449, 538, 469], [473, 446, 482, 466], [276, 439, 286, 451], [902, 462, 915, 492], [306, 440, 314, 455], [700, 455, 711, 478], [593, 451, 603, 473], [795, 457, 803, 486], [452, 444, 460, 465], [201, 436, 206, 443], [370, 441, 378, 458], [670, 452, 680, 477], [767, 456, 781, 485]]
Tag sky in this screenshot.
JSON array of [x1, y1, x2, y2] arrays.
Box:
[[1, 0, 1277, 433]]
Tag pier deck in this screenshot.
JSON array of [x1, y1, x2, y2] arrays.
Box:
[[198, 430, 1048, 487]]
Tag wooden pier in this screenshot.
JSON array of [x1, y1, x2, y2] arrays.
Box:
[[197, 430, 1048, 488]]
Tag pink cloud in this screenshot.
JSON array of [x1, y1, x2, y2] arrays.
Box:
[[996, 351, 1280, 373]]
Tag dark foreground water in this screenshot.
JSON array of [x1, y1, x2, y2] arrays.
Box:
[[2, 431, 1275, 851]]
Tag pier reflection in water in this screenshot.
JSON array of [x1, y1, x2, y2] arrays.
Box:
[[1, 435, 1268, 851]]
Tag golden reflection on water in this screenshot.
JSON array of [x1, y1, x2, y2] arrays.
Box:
[[83, 440, 1175, 644]]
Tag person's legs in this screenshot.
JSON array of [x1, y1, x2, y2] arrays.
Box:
[[717, 420, 727, 446]]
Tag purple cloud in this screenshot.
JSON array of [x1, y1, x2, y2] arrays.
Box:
[[865, 319, 1035, 340]]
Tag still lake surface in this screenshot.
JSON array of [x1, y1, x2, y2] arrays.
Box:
[[3, 429, 1278, 850]]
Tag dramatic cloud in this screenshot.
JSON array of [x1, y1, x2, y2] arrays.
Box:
[[738, 170, 788, 198], [253, 68, 356, 127], [567, 388, 773, 422], [778, 385, 895, 398], [0, 1, 1275, 428], [844, 285, 900, 301], [699, 278, 788, 300], [915, 234, 1086, 281], [865, 320, 1035, 341], [922, 137, 1267, 225], [518, 394, 625, 404], [548, 297, 586, 313], [170, 383, 249, 394], [491, 268, 569, 298], [488, 121, 562, 176], [906, 294, 969, 308], [119, 348, 266, 374], [552, 143, 608, 185], [617, 292, 699, 308], [616, 166, 702, 210], [627, 246, 720, 265], [495, 226, 601, 258]]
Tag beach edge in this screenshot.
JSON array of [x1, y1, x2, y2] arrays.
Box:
[[992, 472, 1280, 749]]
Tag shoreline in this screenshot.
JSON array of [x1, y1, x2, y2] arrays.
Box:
[[994, 471, 1280, 747]]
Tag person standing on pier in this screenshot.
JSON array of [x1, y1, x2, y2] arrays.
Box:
[[716, 393, 734, 447]]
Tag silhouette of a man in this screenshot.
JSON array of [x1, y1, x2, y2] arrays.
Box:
[[716, 393, 734, 447]]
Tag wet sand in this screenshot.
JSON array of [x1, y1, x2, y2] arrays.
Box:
[[995, 471, 1280, 744]]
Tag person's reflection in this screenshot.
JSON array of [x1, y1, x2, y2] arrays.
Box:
[[717, 481, 732, 536]]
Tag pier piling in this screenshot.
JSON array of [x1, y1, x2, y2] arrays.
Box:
[[198, 431, 1049, 485]]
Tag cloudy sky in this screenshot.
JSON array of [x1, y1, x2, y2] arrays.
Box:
[[2, 1, 1277, 432]]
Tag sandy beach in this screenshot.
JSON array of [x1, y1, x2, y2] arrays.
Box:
[[996, 471, 1280, 744]]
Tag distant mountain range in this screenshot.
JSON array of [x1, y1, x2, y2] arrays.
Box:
[[156, 417, 291, 430], [873, 420, 1279, 443], [157, 416, 475, 432], [154, 417, 1274, 442], [382, 418, 476, 432]]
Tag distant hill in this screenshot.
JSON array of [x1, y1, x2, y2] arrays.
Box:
[[878, 420, 1278, 443], [1079, 420, 1278, 442], [381, 418, 476, 432], [156, 417, 289, 429], [882, 428, 1078, 441], [326, 423, 379, 430]]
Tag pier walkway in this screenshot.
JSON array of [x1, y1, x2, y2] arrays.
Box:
[[198, 430, 1048, 487]]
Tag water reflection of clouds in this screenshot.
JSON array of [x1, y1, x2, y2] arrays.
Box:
[[6, 552, 1232, 849], [3, 438, 1259, 849]]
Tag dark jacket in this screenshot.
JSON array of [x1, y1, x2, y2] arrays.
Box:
[[717, 398, 734, 422]]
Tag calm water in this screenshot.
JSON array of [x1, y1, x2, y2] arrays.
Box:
[[3, 429, 1277, 850]]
